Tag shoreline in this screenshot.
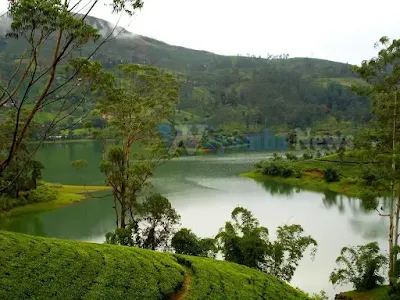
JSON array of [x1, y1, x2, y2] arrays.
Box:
[[240, 169, 363, 198], [3, 184, 111, 217]]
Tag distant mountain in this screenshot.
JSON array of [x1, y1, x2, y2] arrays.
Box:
[[0, 14, 370, 131]]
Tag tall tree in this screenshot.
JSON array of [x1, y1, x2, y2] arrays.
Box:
[[0, 0, 143, 177], [353, 37, 400, 285], [216, 207, 317, 282], [99, 64, 179, 228]]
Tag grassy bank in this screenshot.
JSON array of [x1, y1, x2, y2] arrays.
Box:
[[341, 286, 390, 300], [0, 230, 310, 300], [4, 184, 111, 217], [241, 157, 366, 198]]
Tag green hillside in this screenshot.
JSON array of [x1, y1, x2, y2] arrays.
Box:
[[0, 230, 310, 300], [0, 15, 371, 133]]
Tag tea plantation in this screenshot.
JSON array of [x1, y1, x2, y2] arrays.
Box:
[[0, 231, 310, 299]]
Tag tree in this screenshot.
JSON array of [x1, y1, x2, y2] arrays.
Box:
[[106, 194, 180, 251], [329, 242, 387, 291], [135, 194, 180, 251], [71, 159, 88, 171], [262, 224, 318, 282], [172, 228, 217, 257], [97, 64, 179, 229], [0, 0, 143, 177], [216, 207, 317, 282], [71, 159, 88, 182], [353, 37, 400, 285]]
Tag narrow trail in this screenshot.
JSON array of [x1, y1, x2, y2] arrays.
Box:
[[170, 270, 192, 300]]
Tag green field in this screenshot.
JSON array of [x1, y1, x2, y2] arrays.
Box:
[[0, 230, 310, 300]]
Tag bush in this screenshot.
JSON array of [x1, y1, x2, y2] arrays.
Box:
[[285, 153, 298, 161], [281, 166, 294, 178], [389, 282, 400, 300], [24, 185, 57, 203], [302, 152, 313, 160], [172, 228, 216, 258], [263, 162, 282, 176], [0, 185, 57, 213], [361, 168, 378, 185], [0, 195, 20, 212], [324, 167, 339, 182], [262, 161, 294, 178]]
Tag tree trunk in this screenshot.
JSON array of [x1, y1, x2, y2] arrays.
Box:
[[113, 193, 119, 228], [389, 90, 398, 285], [120, 188, 126, 229], [389, 190, 394, 285], [395, 191, 400, 273], [120, 139, 130, 229]]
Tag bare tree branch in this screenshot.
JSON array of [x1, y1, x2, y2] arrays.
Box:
[[376, 208, 391, 217]]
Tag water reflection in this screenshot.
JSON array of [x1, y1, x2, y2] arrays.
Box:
[[257, 179, 296, 196]]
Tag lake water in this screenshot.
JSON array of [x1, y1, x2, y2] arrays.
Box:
[[0, 141, 389, 297]]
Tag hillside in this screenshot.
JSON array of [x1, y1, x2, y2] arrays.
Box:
[[0, 230, 310, 300], [0, 14, 371, 132]]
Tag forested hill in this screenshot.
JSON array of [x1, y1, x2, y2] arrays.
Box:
[[0, 15, 370, 131]]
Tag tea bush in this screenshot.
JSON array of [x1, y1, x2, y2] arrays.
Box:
[[0, 231, 311, 300]]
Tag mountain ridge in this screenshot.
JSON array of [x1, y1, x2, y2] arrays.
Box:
[[0, 14, 370, 131]]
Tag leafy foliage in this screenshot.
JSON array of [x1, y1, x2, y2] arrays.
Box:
[[324, 167, 339, 182], [262, 224, 318, 282], [71, 160, 88, 170], [106, 194, 180, 251], [352, 36, 400, 285], [261, 161, 297, 178], [329, 242, 388, 291], [172, 228, 217, 258], [216, 207, 317, 282], [95, 64, 179, 229]]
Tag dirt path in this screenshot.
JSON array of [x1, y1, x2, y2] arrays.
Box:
[[170, 271, 192, 300]]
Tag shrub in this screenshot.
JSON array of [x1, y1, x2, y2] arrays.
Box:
[[0, 195, 20, 212], [262, 161, 296, 178], [285, 153, 298, 161], [263, 163, 282, 176], [24, 185, 57, 203], [389, 282, 400, 300], [254, 162, 262, 169], [361, 168, 378, 185], [172, 228, 216, 258], [293, 168, 303, 178], [324, 167, 339, 182], [281, 166, 294, 178], [302, 152, 313, 160]]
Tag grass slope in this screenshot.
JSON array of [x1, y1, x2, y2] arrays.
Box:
[[341, 286, 390, 300], [0, 231, 310, 300]]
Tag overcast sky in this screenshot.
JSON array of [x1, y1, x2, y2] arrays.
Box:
[[2, 0, 400, 64]]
